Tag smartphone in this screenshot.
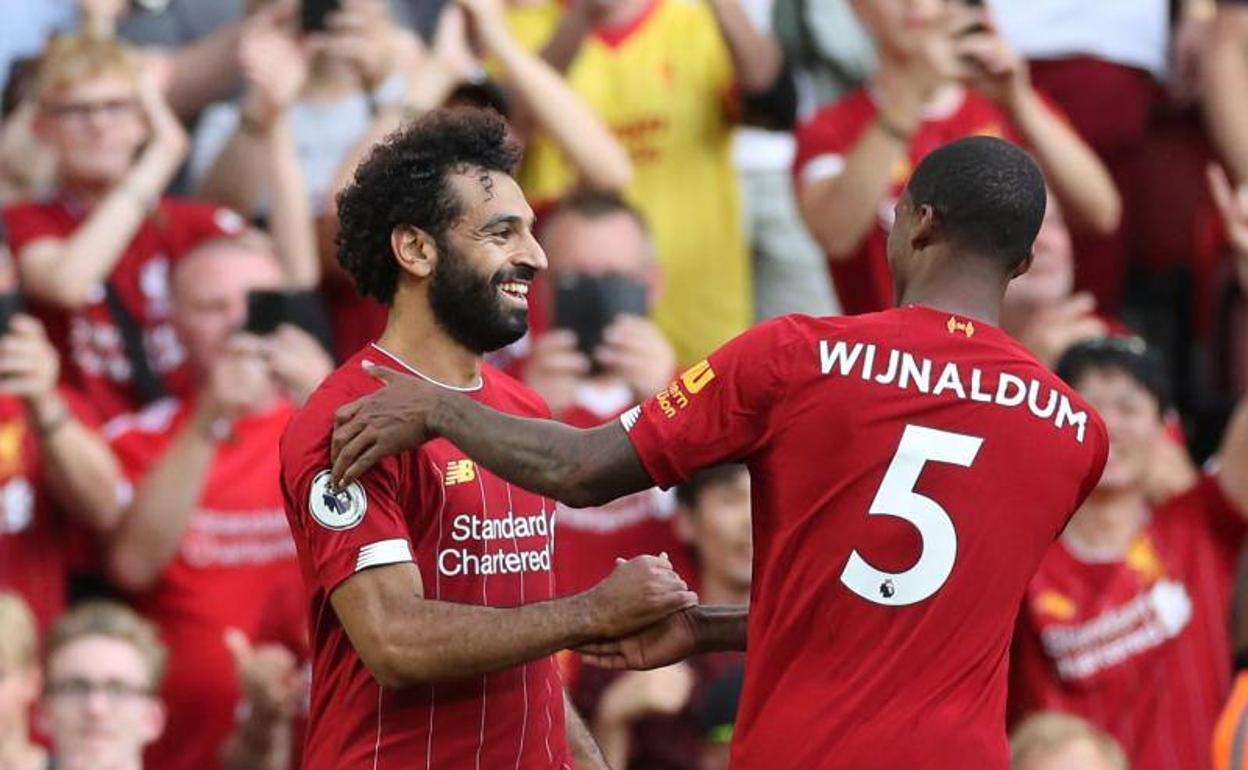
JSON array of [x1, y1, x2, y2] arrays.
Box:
[[301, 0, 342, 33], [397, 0, 453, 43], [553, 275, 649, 366], [243, 290, 289, 336], [0, 293, 22, 335]]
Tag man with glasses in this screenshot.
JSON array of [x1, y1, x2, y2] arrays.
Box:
[[40, 600, 167, 770], [1, 34, 244, 420]]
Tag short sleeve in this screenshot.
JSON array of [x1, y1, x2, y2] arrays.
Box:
[[793, 94, 874, 190], [2, 203, 62, 253], [163, 199, 247, 249], [621, 318, 799, 489], [281, 398, 416, 596]]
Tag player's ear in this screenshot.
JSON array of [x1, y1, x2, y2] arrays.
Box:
[[391, 225, 438, 280], [909, 203, 938, 252], [1011, 250, 1035, 279]]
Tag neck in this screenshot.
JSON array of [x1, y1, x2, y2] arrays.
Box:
[[375, 295, 482, 389], [897, 261, 1007, 326], [1063, 487, 1149, 558], [303, 58, 365, 102], [699, 574, 750, 607], [599, 0, 651, 27]]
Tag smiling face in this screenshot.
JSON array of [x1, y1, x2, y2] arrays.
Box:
[[425, 169, 547, 353], [37, 73, 147, 189], [1074, 367, 1164, 493]]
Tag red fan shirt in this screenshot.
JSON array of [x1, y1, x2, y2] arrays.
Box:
[[280, 344, 571, 769], [2, 195, 245, 419], [106, 397, 303, 770], [1011, 475, 1246, 770], [0, 389, 97, 630], [621, 306, 1108, 769], [794, 88, 1015, 315]]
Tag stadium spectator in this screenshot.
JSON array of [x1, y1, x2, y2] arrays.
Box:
[[1, 34, 248, 419], [219, 611, 306, 770], [0, 593, 44, 770], [521, 0, 780, 364], [1010, 337, 1248, 770], [1009, 712, 1127, 770], [521, 191, 691, 597], [0, 244, 127, 632], [95, 219, 328, 770], [693, 663, 744, 770], [771, 0, 874, 116], [578, 465, 750, 770], [734, 0, 839, 320], [1206, 0, 1248, 185], [991, 0, 1211, 313], [40, 600, 167, 770], [794, 0, 1119, 315]]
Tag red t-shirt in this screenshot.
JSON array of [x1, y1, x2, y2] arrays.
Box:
[[552, 385, 694, 599], [105, 397, 303, 770], [620, 306, 1108, 770], [1, 195, 245, 419], [1010, 475, 1246, 770], [280, 345, 571, 770], [0, 389, 96, 630], [793, 88, 1015, 315]]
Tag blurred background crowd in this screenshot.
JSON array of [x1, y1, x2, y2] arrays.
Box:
[[2, 0, 1248, 768]]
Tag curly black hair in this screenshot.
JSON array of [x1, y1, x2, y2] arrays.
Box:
[[335, 108, 522, 305]]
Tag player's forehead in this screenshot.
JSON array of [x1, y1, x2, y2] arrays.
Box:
[[448, 167, 534, 230]]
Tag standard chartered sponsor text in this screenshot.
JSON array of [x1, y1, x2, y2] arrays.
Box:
[[438, 511, 554, 577]]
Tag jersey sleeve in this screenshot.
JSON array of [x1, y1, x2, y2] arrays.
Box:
[[621, 318, 800, 489], [281, 395, 416, 596], [793, 95, 873, 190]]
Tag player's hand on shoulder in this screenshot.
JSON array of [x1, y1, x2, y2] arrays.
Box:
[[580, 554, 698, 640], [597, 663, 695, 725], [331, 362, 438, 485]]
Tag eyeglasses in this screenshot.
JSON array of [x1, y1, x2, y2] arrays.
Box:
[[46, 677, 153, 701], [44, 99, 140, 123]]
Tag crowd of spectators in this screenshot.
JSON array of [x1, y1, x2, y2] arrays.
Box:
[[2, 0, 1248, 767]]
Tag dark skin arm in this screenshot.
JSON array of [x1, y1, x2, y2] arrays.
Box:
[[331, 364, 651, 507], [577, 605, 748, 671], [332, 555, 696, 688]]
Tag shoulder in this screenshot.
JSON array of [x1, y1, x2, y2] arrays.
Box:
[[157, 197, 247, 235], [283, 354, 381, 453], [481, 364, 552, 418], [2, 198, 69, 246], [794, 90, 874, 176]]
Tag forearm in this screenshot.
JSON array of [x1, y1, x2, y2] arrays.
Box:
[[220, 708, 291, 770], [707, 0, 784, 94], [196, 128, 270, 216], [1207, 10, 1248, 182], [1008, 90, 1121, 234], [162, 22, 245, 120], [428, 393, 648, 508], [540, 2, 594, 73], [1216, 393, 1248, 512], [108, 417, 217, 591], [36, 405, 126, 533], [800, 127, 907, 259], [265, 117, 319, 288], [693, 605, 748, 652], [488, 29, 632, 192], [566, 693, 609, 769]]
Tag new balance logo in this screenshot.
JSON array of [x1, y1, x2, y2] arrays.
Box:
[[946, 316, 975, 338], [445, 459, 476, 485]]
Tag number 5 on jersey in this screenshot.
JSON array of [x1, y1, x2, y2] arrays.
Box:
[[841, 424, 984, 607]]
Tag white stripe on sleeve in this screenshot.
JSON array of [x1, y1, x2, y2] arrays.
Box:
[[356, 539, 414, 572]]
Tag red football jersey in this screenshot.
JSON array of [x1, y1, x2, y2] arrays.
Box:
[[552, 385, 694, 598], [1011, 475, 1245, 770], [621, 307, 1108, 770], [280, 345, 571, 770], [0, 390, 96, 630], [106, 398, 303, 770], [793, 89, 1014, 315], [1, 195, 245, 419]]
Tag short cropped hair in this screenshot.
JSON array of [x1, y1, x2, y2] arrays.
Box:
[[46, 601, 169, 690], [1055, 336, 1169, 415], [0, 592, 38, 669], [675, 464, 749, 509], [36, 35, 141, 103], [335, 107, 522, 305], [905, 136, 1046, 272], [1010, 712, 1127, 770], [548, 190, 649, 233]]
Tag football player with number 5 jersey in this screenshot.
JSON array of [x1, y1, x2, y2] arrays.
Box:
[[330, 136, 1110, 769]]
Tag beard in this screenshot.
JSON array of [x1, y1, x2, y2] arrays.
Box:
[[428, 235, 532, 353]]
